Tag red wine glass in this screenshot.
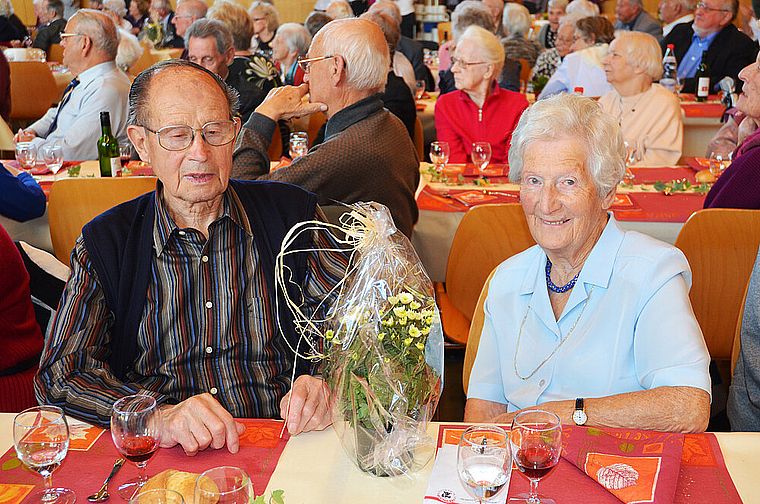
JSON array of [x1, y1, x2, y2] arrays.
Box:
[[111, 395, 162, 500], [510, 410, 562, 504]]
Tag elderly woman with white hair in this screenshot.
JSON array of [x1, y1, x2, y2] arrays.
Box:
[[103, 0, 132, 31], [271, 22, 311, 85], [532, 13, 580, 82], [537, 0, 568, 49], [501, 3, 543, 68], [249, 0, 280, 59], [435, 25, 529, 164], [599, 31, 683, 166], [465, 93, 711, 433]]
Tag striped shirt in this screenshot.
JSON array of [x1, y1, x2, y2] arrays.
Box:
[[35, 185, 347, 426]]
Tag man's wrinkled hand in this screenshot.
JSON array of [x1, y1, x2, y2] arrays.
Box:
[[13, 129, 37, 143], [279, 375, 332, 435], [159, 393, 245, 456], [254, 84, 327, 122]]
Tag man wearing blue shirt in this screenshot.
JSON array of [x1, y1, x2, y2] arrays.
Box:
[[661, 0, 757, 94]]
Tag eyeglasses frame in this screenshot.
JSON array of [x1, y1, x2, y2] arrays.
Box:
[[141, 119, 240, 151]]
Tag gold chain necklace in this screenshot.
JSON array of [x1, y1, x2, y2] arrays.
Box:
[[513, 286, 594, 381]]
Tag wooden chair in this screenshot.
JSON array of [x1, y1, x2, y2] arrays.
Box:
[[268, 122, 283, 161], [128, 44, 153, 77], [435, 203, 535, 345], [674, 208, 760, 361], [47, 43, 64, 63], [517, 58, 531, 94], [8, 61, 59, 122], [437, 22, 452, 44], [413, 116, 424, 160], [307, 112, 327, 147], [731, 281, 750, 376], [462, 268, 497, 394], [48, 177, 157, 263]]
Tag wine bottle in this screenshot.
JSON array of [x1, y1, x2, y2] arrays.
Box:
[[98, 111, 120, 177], [695, 51, 710, 102]]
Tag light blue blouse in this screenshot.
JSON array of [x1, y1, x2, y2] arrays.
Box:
[[467, 217, 711, 411]]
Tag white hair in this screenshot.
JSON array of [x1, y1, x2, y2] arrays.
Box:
[[566, 0, 599, 17], [116, 27, 142, 71], [502, 3, 532, 38], [103, 0, 126, 18], [548, 0, 569, 9], [276, 22, 311, 57], [459, 25, 504, 76], [0, 0, 13, 16], [452, 0, 495, 40], [509, 94, 625, 197], [314, 18, 389, 93], [326, 0, 353, 19], [558, 12, 585, 27], [614, 31, 664, 81]]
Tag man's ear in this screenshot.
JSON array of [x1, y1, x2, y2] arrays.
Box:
[[224, 46, 235, 67], [127, 125, 151, 164], [331, 55, 346, 86], [80, 34, 93, 58]]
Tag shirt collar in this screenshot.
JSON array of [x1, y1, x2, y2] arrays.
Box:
[[323, 93, 383, 140], [691, 27, 720, 44], [75, 61, 118, 83], [152, 182, 252, 256]]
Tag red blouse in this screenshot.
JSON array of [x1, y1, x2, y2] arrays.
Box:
[[434, 85, 529, 164]]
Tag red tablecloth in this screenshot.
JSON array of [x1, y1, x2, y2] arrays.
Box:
[[679, 94, 725, 118], [0, 418, 289, 503]]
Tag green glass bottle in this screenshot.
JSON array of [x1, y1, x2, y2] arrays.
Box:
[[695, 51, 710, 102], [98, 111, 120, 177]]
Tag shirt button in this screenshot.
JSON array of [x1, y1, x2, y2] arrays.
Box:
[[178, 230, 186, 236], [205, 346, 213, 354], [205, 301, 213, 309], [539, 379, 546, 387], [210, 387, 218, 395], [202, 255, 209, 263]]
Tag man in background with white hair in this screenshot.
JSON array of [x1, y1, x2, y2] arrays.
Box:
[[171, 0, 207, 39], [614, 0, 663, 38], [231, 18, 419, 237], [13, 9, 130, 160], [326, 0, 353, 18], [658, 0, 694, 37]]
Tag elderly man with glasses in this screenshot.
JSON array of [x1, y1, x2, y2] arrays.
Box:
[[13, 9, 130, 161], [661, 0, 757, 93], [231, 18, 419, 238], [35, 59, 348, 455]]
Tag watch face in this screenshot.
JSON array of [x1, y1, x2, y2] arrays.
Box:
[[573, 409, 587, 425]]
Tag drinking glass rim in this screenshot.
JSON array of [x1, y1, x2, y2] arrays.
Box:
[[512, 409, 561, 432], [14, 405, 65, 428], [460, 424, 508, 448], [195, 466, 251, 497], [112, 394, 158, 415]]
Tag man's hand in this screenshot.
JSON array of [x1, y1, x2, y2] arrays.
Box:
[[159, 393, 245, 456], [13, 129, 37, 143], [254, 84, 327, 122], [279, 375, 332, 435]]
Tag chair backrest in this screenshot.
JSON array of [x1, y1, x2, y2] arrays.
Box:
[[48, 177, 158, 263], [8, 61, 59, 121], [268, 122, 283, 161], [731, 280, 750, 376], [3, 48, 46, 62], [446, 203, 535, 321], [674, 208, 760, 360], [307, 111, 327, 147], [413, 116, 424, 160], [437, 22, 451, 44], [47, 44, 64, 63], [128, 43, 153, 77], [462, 268, 497, 394], [517, 58, 531, 93]]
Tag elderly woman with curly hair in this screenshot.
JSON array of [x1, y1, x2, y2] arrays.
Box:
[[541, 16, 615, 98], [599, 31, 683, 166], [435, 25, 529, 164], [501, 3, 543, 68], [465, 93, 710, 433]]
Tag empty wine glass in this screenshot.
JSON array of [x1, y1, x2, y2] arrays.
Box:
[[619, 141, 636, 185], [13, 405, 76, 504], [457, 425, 512, 504], [42, 144, 64, 174], [289, 131, 309, 159], [430, 141, 450, 173], [709, 151, 730, 178], [130, 489, 183, 504], [15, 142, 37, 171], [471, 142, 492, 175], [510, 410, 562, 504], [415, 79, 426, 100], [195, 467, 254, 504], [111, 395, 162, 500]]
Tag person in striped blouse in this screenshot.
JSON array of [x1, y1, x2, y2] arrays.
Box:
[[35, 59, 347, 455]]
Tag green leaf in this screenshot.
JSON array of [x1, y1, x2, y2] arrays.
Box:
[[619, 442, 635, 453], [2, 457, 22, 470], [66, 164, 81, 177], [252, 496, 266, 504], [271, 489, 285, 504], [653, 181, 666, 192], [586, 428, 604, 437]]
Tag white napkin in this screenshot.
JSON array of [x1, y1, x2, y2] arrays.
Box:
[[423, 445, 509, 504]]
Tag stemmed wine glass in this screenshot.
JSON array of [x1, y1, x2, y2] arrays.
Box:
[[619, 141, 636, 185], [195, 467, 254, 504], [13, 405, 76, 504], [42, 144, 64, 175], [430, 141, 450, 173], [471, 142, 492, 175], [111, 395, 162, 500], [457, 425, 512, 504], [510, 410, 562, 504], [289, 132, 309, 159]]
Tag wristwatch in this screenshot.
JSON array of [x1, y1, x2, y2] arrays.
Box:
[[572, 398, 587, 426]]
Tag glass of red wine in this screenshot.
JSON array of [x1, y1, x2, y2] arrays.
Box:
[[509, 410, 562, 504], [457, 425, 512, 504], [111, 395, 162, 500]]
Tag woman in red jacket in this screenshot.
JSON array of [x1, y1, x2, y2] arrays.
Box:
[[434, 25, 529, 165]]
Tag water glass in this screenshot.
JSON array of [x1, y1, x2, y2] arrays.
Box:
[[289, 132, 309, 159], [510, 410, 562, 504], [42, 144, 64, 174], [13, 406, 76, 504], [15, 142, 37, 170], [471, 142, 492, 175], [457, 425, 512, 504], [130, 489, 183, 504], [195, 467, 254, 504], [430, 141, 450, 173]]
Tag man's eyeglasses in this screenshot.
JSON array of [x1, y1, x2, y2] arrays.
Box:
[[142, 120, 238, 151], [696, 2, 730, 12], [59, 32, 84, 39], [297, 55, 339, 73], [451, 57, 489, 68]]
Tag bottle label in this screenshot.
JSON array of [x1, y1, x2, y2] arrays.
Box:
[[110, 156, 120, 177], [697, 77, 710, 97]]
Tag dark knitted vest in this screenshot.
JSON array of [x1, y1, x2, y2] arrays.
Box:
[[81, 179, 317, 381]]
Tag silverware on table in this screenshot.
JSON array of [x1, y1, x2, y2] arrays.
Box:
[[87, 458, 126, 502]]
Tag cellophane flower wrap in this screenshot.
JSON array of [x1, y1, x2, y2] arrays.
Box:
[[323, 203, 444, 477]]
